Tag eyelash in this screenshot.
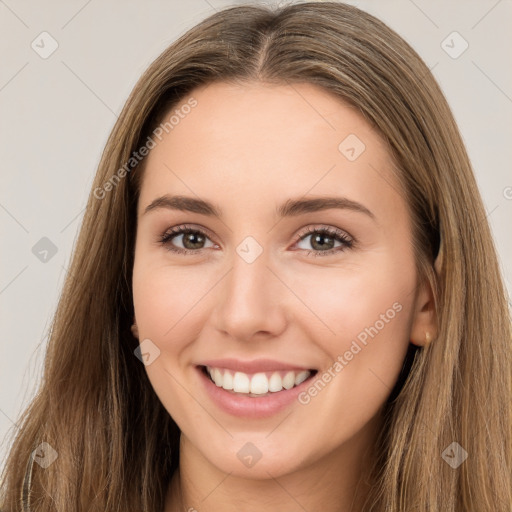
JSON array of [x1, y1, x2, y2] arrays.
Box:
[[158, 224, 354, 257]]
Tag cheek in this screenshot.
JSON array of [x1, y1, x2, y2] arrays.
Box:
[[286, 252, 416, 395], [289, 268, 414, 442], [132, 257, 215, 355], [132, 259, 210, 421], [285, 259, 414, 347]]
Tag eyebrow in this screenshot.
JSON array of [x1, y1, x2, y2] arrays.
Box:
[[143, 194, 375, 220]]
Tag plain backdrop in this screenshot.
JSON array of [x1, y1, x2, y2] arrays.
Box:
[[1, 0, 511, 471]]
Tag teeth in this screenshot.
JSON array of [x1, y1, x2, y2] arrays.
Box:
[[268, 372, 283, 392], [294, 370, 310, 386], [232, 372, 250, 393], [250, 373, 268, 395], [282, 371, 295, 390], [212, 368, 223, 387], [222, 370, 234, 390], [205, 366, 312, 395]]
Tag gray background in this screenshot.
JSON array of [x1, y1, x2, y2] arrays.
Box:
[[1, 0, 511, 470]]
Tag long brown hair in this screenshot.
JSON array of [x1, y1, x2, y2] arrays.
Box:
[[1, 2, 510, 511]]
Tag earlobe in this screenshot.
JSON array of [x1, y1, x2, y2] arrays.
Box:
[[410, 323, 436, 348], [409, 331, 434, 347], [131, 321, 139, 339]]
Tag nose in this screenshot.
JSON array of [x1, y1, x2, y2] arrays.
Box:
[[211, 246, 288, 342]]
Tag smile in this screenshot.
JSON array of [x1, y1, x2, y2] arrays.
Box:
[[203, 366, 316, 396], [196, 358, 319, 417]]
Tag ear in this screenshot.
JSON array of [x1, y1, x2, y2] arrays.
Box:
[[131, 319, 139, 339], [409, 273, 437, 347]]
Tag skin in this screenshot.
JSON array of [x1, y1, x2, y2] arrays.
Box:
[[131, 81, 437, 512]]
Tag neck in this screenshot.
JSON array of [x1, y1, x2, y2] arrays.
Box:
[[164, 412, 383, 512]]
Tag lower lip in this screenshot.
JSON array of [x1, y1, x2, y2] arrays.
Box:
[[196, 366, 316, 419]]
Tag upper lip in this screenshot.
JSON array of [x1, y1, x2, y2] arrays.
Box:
[[198, 358, 315, 374]]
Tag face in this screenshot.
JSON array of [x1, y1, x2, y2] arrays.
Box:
[[132, 81, 434, 480]]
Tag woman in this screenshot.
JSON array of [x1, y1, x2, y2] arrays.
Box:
[[1, 2, 510, 511]]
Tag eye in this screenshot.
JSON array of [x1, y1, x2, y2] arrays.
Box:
[[158, 224, 354, 256], [293, 225, 354, 257], [159, 224, 217, 255]]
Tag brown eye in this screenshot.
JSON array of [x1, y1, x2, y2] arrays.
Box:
[[160, 226, 215, 254], [159, 224, 354, 257], [294, 226, 354, 257]]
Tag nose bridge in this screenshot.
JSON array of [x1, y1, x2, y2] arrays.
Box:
[[213, 241, 287, 340]]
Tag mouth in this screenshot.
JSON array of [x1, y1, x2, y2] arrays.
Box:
[[198, 365, 318, 398]]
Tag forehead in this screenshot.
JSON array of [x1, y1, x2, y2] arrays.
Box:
[[137, 81, 403, 223]]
